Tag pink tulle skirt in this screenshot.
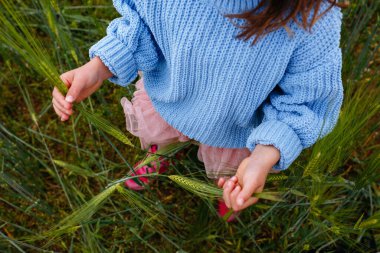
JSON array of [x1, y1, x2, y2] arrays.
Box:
[[120, 75, 253, 179]]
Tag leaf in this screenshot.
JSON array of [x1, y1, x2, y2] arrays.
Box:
[[53, 159, 96, 177], [289, 189, 307, 198], [254, 192, 286, 202], [354, 213, 365, 230], [357, 211, 380, 230]]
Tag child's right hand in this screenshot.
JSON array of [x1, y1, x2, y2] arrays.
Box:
[[52, 56, 113, 121]]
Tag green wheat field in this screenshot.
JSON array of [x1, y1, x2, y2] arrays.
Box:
[[0, 0, 379, 252]]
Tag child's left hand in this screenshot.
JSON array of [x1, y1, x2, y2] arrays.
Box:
[[217, 144, 280, 211]]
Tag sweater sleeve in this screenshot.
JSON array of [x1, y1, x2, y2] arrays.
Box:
[[89, 0, 158, 87], [246, 5, 344, 171]]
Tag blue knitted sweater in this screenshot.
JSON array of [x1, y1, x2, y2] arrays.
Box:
[[89, 0, 344, 171]]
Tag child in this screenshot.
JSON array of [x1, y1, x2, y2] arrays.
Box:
[[52, 0, 345, 217]]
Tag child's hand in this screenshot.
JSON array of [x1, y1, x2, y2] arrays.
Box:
[[217, 144, 280, 211], [52, 56, 113, 121]]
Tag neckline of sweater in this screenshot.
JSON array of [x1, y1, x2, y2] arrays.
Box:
[[208, 0, 262, 14]]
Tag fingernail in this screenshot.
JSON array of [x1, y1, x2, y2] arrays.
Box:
[[237, 198, 244, 206], [65, 95, 74, 103], [231, 176, 237, 181]]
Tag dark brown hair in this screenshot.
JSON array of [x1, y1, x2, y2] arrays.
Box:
[[224, 0, 349, 45]]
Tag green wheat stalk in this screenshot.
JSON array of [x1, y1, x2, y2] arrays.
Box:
[[80, 110, 134, 147], [24, 184, 119, 245], [168, 175, 286, 202], [327, 145, 342, 174], [266, 174, 288, 182], [303, 152, 321, 177]]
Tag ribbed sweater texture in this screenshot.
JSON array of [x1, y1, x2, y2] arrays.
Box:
[[89, 0, 344, 171]]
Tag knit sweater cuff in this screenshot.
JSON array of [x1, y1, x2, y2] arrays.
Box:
[[89, 34, 137, 87], [246, 120, 303, 171]]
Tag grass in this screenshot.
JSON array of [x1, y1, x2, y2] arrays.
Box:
[[0, 0, 379, 252]]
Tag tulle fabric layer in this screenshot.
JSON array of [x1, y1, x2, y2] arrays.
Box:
[[120, 76, 262, 179]]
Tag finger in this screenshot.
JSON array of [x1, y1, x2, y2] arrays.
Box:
[[218, 175, 235, 188], [217, 177, 226, 188], [230, 185, 242, 211], [60, 71, 74, 88], [52, 100, 69, 121], [61, 114, 69, 122], [237, 196, 259, 210], [52, 87, 72, 110], [60, 71, 84, 103], [52, 103, 62, 117], [230, 175, 237, 184], [223, 180, 235, 208], [53, 106, 68, 121], [52, 97, 73, 115], [65, 76, 84, 103], [237, 181, 263, 207]]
